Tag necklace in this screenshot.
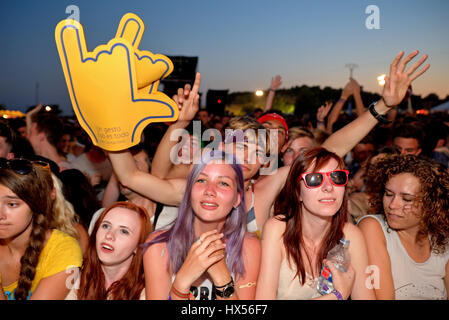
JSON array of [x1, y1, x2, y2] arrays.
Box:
[[246, 179, 255, 192]]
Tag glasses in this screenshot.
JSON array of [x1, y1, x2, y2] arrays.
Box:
[[0, 158, 50, 175], [299, 170, 349, 188]]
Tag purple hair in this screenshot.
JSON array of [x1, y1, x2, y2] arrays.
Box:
[[144, 150, 247, 278]]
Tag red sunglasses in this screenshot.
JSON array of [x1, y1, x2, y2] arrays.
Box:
[[299, 170, 349, 188]]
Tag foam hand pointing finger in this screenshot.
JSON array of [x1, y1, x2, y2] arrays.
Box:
[[55, 13, 178, 151]]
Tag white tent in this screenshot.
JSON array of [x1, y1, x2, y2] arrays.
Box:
[[430, 100, 449, 113]]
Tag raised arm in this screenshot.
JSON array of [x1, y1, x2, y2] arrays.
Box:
[[101, 172, 121, 207], [323, 50, 430, 157], [351, 78, 365, 116], [326, 80, 353, 133], [151, 73, 201, 179], [316, 101, 333, 132], [264, 75, 282, 112], [108, 150, 186, 206]]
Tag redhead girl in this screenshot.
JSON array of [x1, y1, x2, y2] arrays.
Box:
[[67, 201, 152, 299], [256, 148, 375, 300]]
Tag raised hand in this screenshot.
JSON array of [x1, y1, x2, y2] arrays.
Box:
[[25, 103, 42, 137], [317, 101, 333, 123], [349, 78, 361, 95], [55, 13, 179, 151], [270, 75, 282, 91], [172, 72, 201, 123], [382, 50, 429, 108]]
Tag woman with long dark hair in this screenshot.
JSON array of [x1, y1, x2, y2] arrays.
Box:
[[143, 151, 261, 300], [256, 147, 375, 300], [67, 201, 152, 300], [0, 158, 82, 300]]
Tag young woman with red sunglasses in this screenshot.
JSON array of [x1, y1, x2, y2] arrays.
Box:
[[255, 147, 375, 300]]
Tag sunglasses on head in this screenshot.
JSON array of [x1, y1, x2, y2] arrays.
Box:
[[0, 158, 50, 175], [299, 170, 349, 188]]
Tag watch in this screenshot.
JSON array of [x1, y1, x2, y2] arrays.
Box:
[[214, 278, 235, 298], [368, 100, 392, 125]]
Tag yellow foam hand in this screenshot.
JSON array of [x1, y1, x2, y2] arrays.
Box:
[[55, 13, 178, 151]]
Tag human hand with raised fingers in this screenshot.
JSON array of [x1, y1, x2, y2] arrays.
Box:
[[172, 72, 201, 124], [382, 50, 429, 108], [317, 101, 333, 123], [55, 13, 178, 151]]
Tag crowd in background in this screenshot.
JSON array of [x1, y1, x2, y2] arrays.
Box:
[[1, 50, 448, 301]]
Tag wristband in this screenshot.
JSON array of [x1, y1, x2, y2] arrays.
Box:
[[368, 101, 392, 125], [332, 289, 344, 300], [337, 98, 346, 104], [170, 285, 190, 300]]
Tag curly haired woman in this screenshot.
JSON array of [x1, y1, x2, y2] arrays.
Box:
[[358, 154, 449, 300]]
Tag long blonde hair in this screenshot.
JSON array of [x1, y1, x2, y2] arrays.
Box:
[[50, 173, 80, 240]]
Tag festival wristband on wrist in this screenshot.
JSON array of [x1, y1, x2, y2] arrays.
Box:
[[170, 285, 191, 300], [368, 100, 392, 124], [337, 98, 347, 104], [331, 289, 344, 300]]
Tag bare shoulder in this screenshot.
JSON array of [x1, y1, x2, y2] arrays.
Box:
[[345, 216, 386, 246], [261, 215, 286, 240], [356, 216, 385, 237], [343, 222, 368, 246], [254, 166, 290, 192], [242, 233, 261, 250], [143, 230, 168, 258]]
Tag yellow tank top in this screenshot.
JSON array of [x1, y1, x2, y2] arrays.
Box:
[[2, 229, 83, 300]]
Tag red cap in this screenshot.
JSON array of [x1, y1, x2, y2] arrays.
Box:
[[257, 113, 289, 139]]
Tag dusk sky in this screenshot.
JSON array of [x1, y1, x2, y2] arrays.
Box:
[[1, 0, 448, 115]]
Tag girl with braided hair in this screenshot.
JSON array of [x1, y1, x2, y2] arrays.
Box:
[[0, 159, 82, 300]]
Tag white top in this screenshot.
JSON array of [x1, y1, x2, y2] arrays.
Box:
[[358, 214, 449, 300], [276, 257, 321, 300]]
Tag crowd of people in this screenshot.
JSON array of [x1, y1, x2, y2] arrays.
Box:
[[1, 50, 448, 300]]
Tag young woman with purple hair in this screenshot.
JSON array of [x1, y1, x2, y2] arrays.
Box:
[[140, 151, 260, 300]]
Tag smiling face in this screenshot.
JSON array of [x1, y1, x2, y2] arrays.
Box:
[[299, 158, 346, 219], [95, 207, 142, 267], [383, 173, 422, 231], [0, 184, 33, 240], [191, 163, 241, 224]]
